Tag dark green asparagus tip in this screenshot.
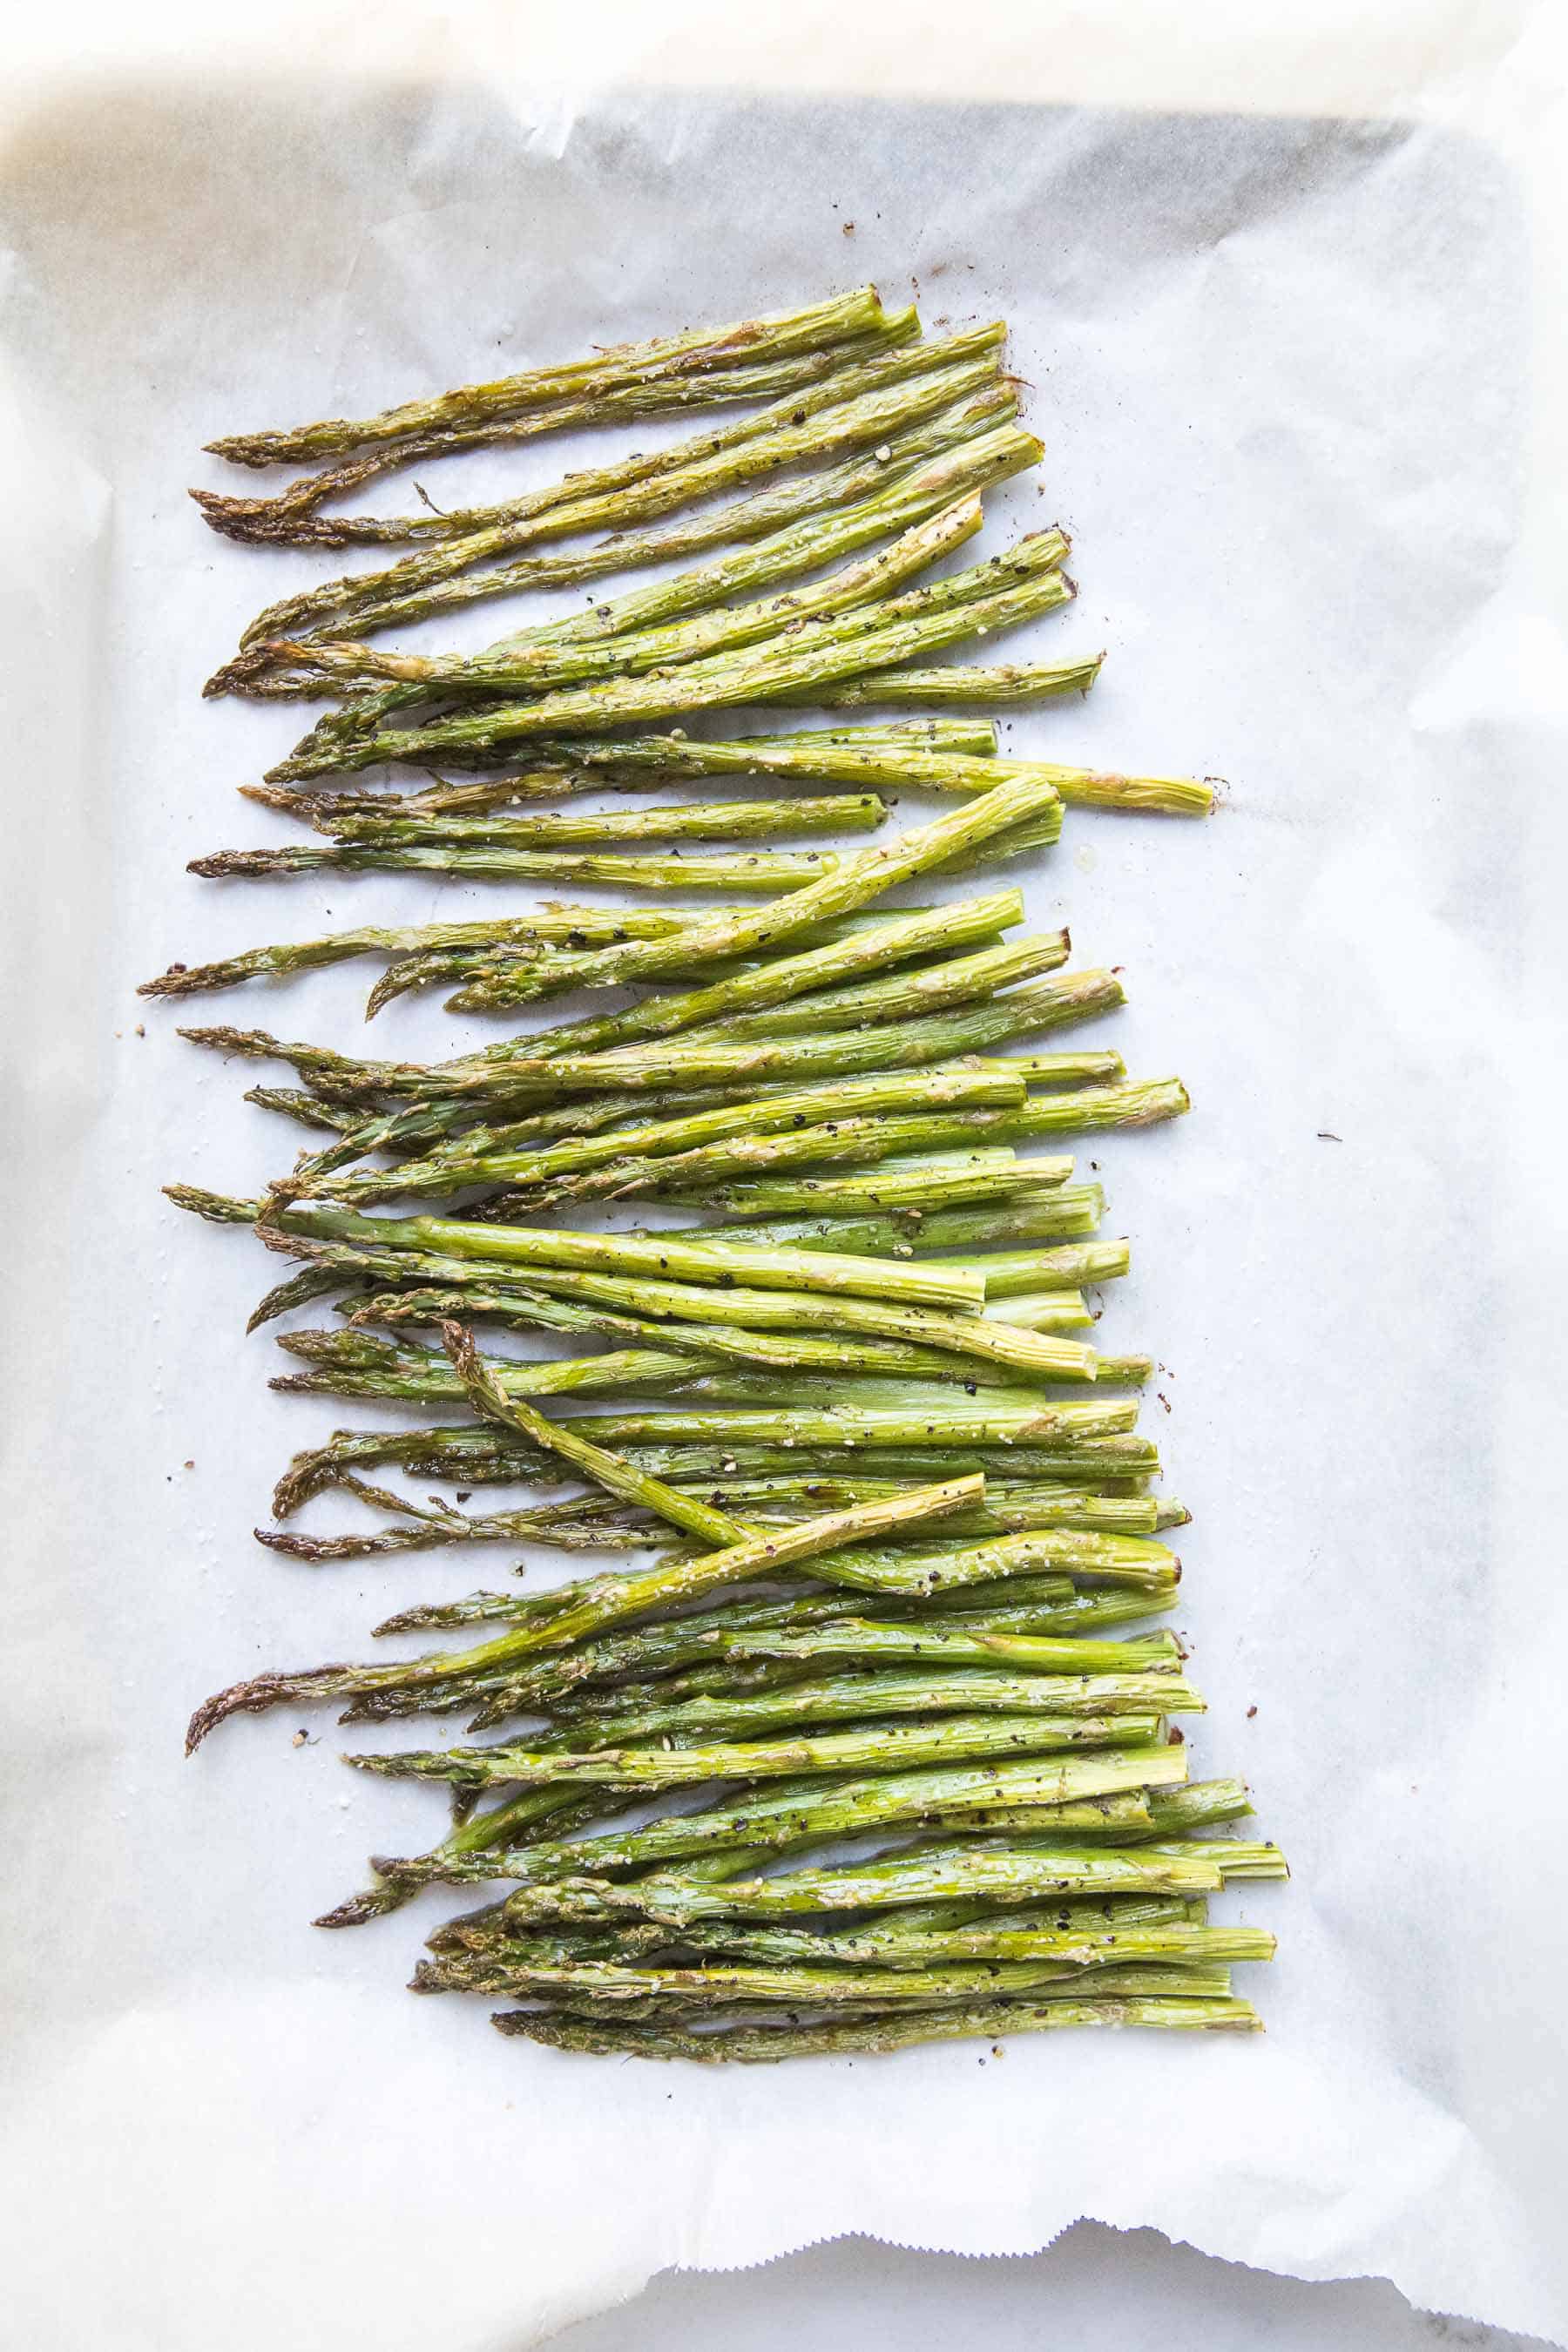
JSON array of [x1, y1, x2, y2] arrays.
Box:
[[313, 1882, 408, 1930], [185, 1666, 345, 1754], [164, 1183, 264, 1224]]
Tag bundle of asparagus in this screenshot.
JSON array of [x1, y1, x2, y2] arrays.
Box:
[[157, 287, 1272, 2063]]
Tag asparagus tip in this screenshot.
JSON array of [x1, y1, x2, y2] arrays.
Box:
[[186, 1667, 335, 1753], [313, 1881, 409, 1930]]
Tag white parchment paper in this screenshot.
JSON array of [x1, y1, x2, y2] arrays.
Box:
[[3, 15, 1566, 2348]]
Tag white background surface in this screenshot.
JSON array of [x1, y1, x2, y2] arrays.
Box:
[[552, 2227, 1555, 2351], [3, 6, 1566, 2349]]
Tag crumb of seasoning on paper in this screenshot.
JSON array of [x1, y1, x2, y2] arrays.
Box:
[[162, 280, 1271, 2066]]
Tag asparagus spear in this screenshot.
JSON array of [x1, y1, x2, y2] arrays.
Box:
[[194, 980, 1112, 1116], [246, 1201, 992, 1311], [246, 389, 1027, 667], [266, 1063, 1030, 1203], [139, 902, 937, 1008], [807, 657, 1105, 708], [138, 910, 711, 1001], [266, 537, 1074, 776], [689, 1195, 1112, 1263], [280, 771, 1070, 1036], [438, 1884, 1200, 1954], [354, 1712, 1168, 1794], [234, 351, 1011, 656], [273, 493, 993, 695], [505, 1667, 1200, 1747], [262, 1475, 1158, 1562], [193, 321, 923, 536], [394, 1591, 1173, 1729], [208, 287, 898, 464], [323, 719, 1001, 808], [767, 740, 1214, 817], [267, 1425, 1159, 1517], [660, 931, 1071, 1043], [409, 1750, 1188, 1896], [714, 1625, 1185, 1674], [419, 1949, 1238, 2005], [348, 1286, 1094, 1387], [438, 897, 1034, 1044], [367, 1581, 1112, 1701], [273, 1312, 1094, 1402], [671, 1145, 1099, 1220], [273, 1470, 1160, 1573], [314, 793, 892, 847], [493, 1835, 1225, 1927], [186, 1463, 985, 1747], [336, 1262, 1093, 1387], [491, 1995, 1260, 2058]]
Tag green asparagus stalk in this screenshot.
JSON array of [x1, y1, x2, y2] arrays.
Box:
[[142, 893, 970, 1003], [270, 1329, 715, 1403], [267, 539, 1073, 778], [263, 1473, 1161, 1562], [663, 931, 1071, 1043], [514, 1666, 1199, 1745], [186, 1464, 984, 1747], [351, 1710, 1169, 1794], [717, 1625, 1184, 1674], [490, 1994, 1260, 2058], [417, 1950, 1237, 2005], [336, 1797, 1160, 1935], [380, 898, 1024, 1024], [249, 1200, 992, 1310], [438, 1884, 1201, 1955], [784, 1524, 1178, 1599], [198, 979, 1112, 1119], [806, 656, 1105, 708], [413, 1750, 1188, 1897], [302, 321, 996, 550], [672, 1144, 1098, 1220], [690, 1195, 1112, 1264], [267, 1423, 1159, 1517], [316, 792, 891, 847], [192, 318, 923, 536], [208, 286, 898, 465], [1139, 1781, 1256, 1838], [235, 350, 1011, 655], [791, 741, 1213, 817], [265, 1064, 1031, 1206], [332, 719, 1002, 807], [274, 493, 992, 695], [437, 890, 1035, 1037], [302, 1263, 1102, 1385], [494, 1835, 1226, 1928], [282, 770, 1070, 1037], [1139, 1841, 1289, 1880], [275, 1311, 1093, 1400], [247, 389, 1027, 671]]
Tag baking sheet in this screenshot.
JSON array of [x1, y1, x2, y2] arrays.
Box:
[[3, 41, 1566, 2352]]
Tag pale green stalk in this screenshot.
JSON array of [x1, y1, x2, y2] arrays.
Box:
[[348, 1713, 1166, 1793], [275, 493, 989, 693], [490, 1997, 1262, 2058], [267, 542, 1074, 777], [258, 1199, 990, 1309], [208, 285, 898, 464], [192, 315, 923, 537], [805, 655, 1105, 707], [251, 389, 1026, 670], [238, 350, 1011, 653]]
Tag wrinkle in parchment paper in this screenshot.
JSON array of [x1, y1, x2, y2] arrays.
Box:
[[1, 61, 1565, 2352]]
